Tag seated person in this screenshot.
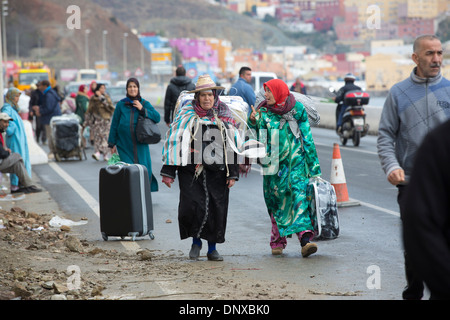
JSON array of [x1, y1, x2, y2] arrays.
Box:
[[0, 113, 42, 194]]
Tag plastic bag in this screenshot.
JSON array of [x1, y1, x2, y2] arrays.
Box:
[[107, 153, 121, 165], [307, 177, 339, 240]]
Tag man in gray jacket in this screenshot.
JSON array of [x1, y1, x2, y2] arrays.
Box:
[[377, 34, 450, 299]]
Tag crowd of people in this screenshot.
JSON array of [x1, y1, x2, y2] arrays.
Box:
[[2, 33, 449, 299]]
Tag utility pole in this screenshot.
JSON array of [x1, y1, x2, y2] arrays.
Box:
[[123, 32, 128, 79], [102, 30, 108, 62], [1, 0, 7, 66], [1, 0, 7, 91], [85, 29, 90, 69], [0, 7, 4, 106]]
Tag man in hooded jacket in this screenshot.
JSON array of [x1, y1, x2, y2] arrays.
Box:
[[33, 80, 61, 158], [164, 66, 195, 126]]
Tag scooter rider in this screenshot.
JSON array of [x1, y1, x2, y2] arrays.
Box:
[[335, 73, 361, 132]]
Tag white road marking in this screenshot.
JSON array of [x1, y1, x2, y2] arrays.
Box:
[[48, 162, 176, 295], [314, 141, 378, 155], [351, 198, 400, 217], [250, 164, 400, 217], [48, 162, 100, 216]]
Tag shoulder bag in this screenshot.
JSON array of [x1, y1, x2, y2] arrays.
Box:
[[136, 114, 161, 144]]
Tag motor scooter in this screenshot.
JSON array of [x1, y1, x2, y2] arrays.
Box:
[[335, 90, 370, 147]]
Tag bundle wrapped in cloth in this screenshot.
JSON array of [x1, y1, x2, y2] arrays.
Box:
[[173, 92, 249, 132]]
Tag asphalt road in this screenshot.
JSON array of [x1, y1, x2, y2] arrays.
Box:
[[31, 104, 424, 300]]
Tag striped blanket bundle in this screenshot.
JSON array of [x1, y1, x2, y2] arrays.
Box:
[[162, 93, 266, 167]]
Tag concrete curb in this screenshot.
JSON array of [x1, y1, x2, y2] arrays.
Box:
[[144, 88, 382, 136]]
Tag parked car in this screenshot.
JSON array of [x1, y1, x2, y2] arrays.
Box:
[[64, 81, 89, 98], [250, 72, 278, 91], [107, 86, 126, 106]]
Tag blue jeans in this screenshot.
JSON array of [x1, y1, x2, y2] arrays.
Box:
[[337, 104, 348, 127]]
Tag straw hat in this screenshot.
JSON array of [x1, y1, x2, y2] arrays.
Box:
[[188, 74, 224, 93]]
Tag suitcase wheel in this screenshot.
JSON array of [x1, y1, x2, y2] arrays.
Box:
[[149, 232, 155, 240], [128, 232, 138, 241], [101, 232, 108, 241]]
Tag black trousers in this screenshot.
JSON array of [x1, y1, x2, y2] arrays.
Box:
[[398, 184, 424, 299]]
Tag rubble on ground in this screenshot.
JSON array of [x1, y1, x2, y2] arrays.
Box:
[[0, 206, 314, 300], [0, 207, 144, 300]]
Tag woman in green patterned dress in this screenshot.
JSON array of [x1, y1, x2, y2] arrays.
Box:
[[249, 79, 321, 258]]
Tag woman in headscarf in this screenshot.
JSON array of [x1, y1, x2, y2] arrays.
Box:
[[160, 74, 239, 261], [75, 84, 89, 124], [75, 84, 89, 148], [249, 79, 321, 258], [108, 78, 160, 191], [1, 88, 31, 192], [87, 80, 97, 98], [85, 83, 114, 161]]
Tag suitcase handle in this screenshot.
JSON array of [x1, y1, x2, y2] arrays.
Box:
[[105, 162, 129, 175]]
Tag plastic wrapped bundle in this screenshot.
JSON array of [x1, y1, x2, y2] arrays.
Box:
[[255, 87, 320, 127], [307, 177, 339, 240]]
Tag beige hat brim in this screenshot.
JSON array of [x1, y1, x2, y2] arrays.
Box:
[[188, 86, 225, 93]]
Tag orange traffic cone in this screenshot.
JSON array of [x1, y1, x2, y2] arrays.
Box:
[[330, 143, 360, 207]]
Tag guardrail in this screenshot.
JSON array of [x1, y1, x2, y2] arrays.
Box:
[[310, 96, 382, 135], [141, 87, 383, 136]]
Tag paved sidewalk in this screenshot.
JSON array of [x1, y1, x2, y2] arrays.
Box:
[[0, 170, 62, 217]]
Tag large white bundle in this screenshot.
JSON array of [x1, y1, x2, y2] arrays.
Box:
[[255, 88, 320, 127], [174, 92, 250, 131], [163, 93, 265, 167]]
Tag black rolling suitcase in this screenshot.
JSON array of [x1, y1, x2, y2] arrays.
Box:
[[99, 163, 154, 241]]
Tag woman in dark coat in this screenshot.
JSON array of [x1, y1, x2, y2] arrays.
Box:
[[108, 78, 160, 191], [160, 74, 239, 261]]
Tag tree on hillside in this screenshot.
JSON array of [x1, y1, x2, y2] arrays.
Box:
[[437, 17, 450, 42]]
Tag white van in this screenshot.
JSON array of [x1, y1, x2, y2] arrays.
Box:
[[251, 72, 277, 91], [76, 69, 100, 82]]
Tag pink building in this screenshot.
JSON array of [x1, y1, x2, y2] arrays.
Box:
[[312, 0, 340, 31], [335, 6, 360, 41], [276, 3, 301, 21], [169, 38, 219, 70], [397, 18, 435, 40], [375, 23, 398, 40]]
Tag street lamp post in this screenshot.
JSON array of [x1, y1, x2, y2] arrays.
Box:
[[2, 0, 8, 86], [0, 6, 4, 105], [123, 32, 128, 79], [85, 29, 90, 69], [102, 30, 108, 62]]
